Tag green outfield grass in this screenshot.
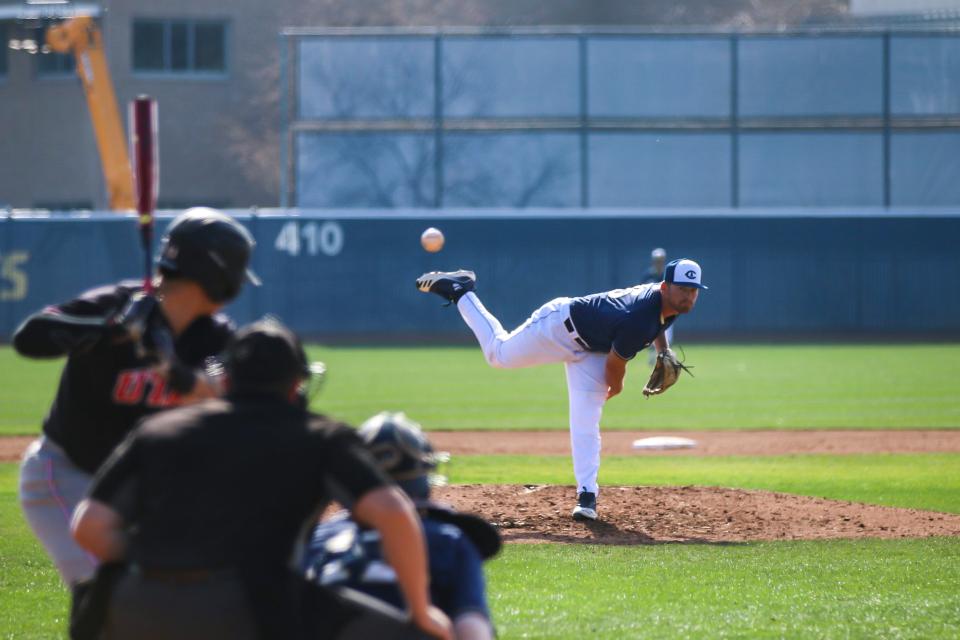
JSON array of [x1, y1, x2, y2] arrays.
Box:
[[489, 539, 960, 639], [446, 453, 960, 514], [2, 344, 959, 435]]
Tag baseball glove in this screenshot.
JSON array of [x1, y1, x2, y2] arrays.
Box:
[[420, 503, 502, 560], [642, 348, 693, 397]]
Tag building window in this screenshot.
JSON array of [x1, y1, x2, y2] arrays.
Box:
[[38, 51, 75, 75], [132, 19, 227, 74], [34, 200, 94, 211], [0, 24, 8, 77], [156, 199, 231, 210], [37, 24, 76, 77]]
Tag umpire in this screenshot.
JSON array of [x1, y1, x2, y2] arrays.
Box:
[[70, 319, 452, 640]]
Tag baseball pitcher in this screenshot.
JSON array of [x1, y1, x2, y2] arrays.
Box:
[[416, 259, 706, 521]]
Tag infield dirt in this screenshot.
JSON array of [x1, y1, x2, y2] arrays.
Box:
[[425, 429, 960, 543], [434, 484, 960, 544], [5, 430, 960, 463], [5, 431, 960, 544]]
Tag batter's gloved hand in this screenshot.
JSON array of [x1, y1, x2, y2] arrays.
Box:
[[113, 292, 203, 396], [110, 292, 161, 349], [142, 321, 206, 395], [112, 292, 180, 366], [642, 348, 692, 397]]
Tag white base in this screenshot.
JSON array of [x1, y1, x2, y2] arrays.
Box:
[[632, 436, 697, 450]]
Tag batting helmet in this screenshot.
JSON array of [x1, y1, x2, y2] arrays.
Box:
[[157, 207, 259, 303], [223, 317, 311, 398], [358, 412, 446, 500]]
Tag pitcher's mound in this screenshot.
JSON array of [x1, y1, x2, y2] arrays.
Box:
[[433, 484, 960, 545]]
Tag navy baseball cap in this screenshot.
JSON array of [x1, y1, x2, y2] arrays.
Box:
[[664, 258, 708, 290]]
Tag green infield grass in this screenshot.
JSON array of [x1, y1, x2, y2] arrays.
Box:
[[2, 344, 959, 435], [446, 453, 960, 514], [0, 465, 68, 638], [488, 539, 960, 639], [1, 457, 958, 639]]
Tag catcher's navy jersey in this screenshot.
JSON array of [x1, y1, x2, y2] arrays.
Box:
[[568, 283, 676, 360], [305, 513, 490, 620]]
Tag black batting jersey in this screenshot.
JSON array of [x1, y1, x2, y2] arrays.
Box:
[[12, 281, 233, 473], [568, 283, 676, 360]]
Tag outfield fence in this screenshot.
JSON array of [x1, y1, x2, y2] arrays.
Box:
[[2, 210, 959, 341], [283, 27, 960, 210]]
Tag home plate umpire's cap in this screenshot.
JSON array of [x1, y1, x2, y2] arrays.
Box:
[[664, 258, 708, 290], [223, 317, 310, 393]]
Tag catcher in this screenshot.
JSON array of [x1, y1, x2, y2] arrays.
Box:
[[304, 412, 499, 640], [416, 258, 707, 521]]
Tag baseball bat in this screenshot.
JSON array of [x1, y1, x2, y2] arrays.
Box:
[[130, 96, 159, 294]]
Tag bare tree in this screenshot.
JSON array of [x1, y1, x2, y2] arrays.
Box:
[[220, 0, 498, 204], [221, 0, 852, 206]]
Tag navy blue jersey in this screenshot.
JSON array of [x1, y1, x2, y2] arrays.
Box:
[[568, 283, 676, 360], [304, 512, 490, 621]]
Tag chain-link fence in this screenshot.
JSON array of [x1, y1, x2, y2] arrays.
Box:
[[282, 26, 960, 210]]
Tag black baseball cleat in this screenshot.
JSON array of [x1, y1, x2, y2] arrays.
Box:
[[572, 489, 598, 521], [415, 270, 476, 305]]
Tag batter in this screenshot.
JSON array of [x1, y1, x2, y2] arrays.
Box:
[[416, 259, 707, 521], [12, 208, 256, 586]]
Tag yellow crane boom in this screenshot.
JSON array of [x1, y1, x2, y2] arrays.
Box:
[[46, 16, 135, 211]]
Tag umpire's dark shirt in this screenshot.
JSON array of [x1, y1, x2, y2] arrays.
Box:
[[89, 394, 389, 636]]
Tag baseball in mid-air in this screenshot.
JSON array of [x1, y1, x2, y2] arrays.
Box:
[[420, 227, 445, 253]]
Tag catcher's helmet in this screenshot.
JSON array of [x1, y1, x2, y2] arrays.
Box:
[[157, 207, 259, 303], [223, 317, 312, 398], [358, 412, 446, 499]]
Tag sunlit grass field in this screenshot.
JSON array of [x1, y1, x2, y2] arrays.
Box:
[[2, 460, 959, 639], [1, 343, 958, 638], [2, 344, 959, 435], [488, 539, 960, 639]]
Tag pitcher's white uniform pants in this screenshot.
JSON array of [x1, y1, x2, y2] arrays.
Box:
[[457, 292, 607, 496]]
